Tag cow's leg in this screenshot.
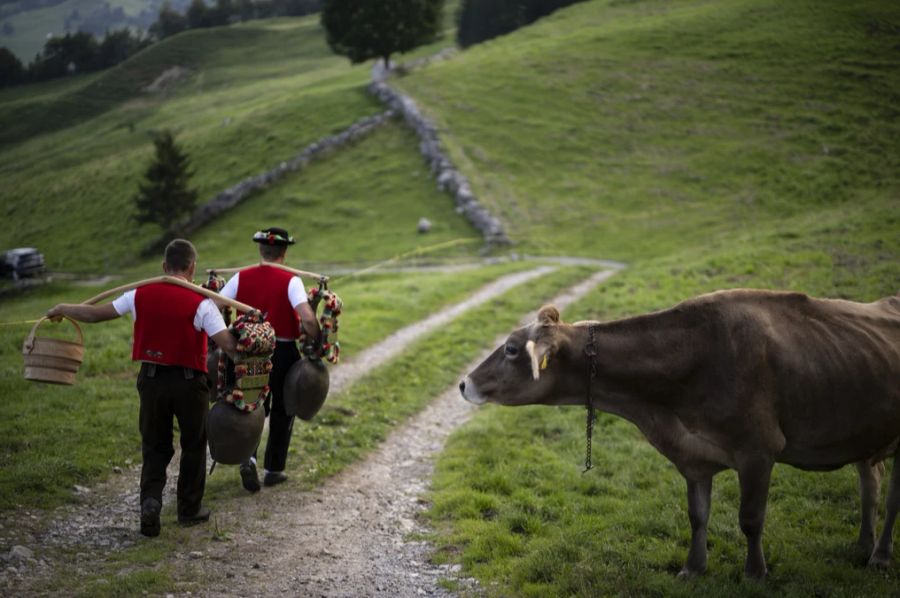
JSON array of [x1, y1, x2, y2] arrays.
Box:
[[678, 476, 713, 578], [856, 460, 884, 556], [737, 459, 773, 579], [869, 450, 900, 568]]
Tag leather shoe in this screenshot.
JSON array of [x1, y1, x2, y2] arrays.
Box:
[[240, 460, 261, 493], [263, 471, 288, 487], [140, 497, 161, 538], [177, 506, 211, 526]]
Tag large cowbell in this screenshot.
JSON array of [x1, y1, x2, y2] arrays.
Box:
[[283, 357, 329, 421], [207, 400, 265, 464]]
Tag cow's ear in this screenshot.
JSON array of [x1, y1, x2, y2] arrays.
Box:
[[538, 305, 560, 327], [526, 339, 555, 380]]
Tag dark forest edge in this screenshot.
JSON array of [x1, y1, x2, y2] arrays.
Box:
[[0, 0, 321, 88], [1, 0, 585, 90]]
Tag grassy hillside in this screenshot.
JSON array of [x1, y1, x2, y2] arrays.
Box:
[[396, 0, 900, 274], [0, 16, 386, 273], [395, 0, 900, 595]]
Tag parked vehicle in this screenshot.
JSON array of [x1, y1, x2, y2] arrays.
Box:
[[2, 247, 46, 280]]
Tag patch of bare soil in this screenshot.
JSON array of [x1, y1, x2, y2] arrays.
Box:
[[143, 66, 193, 94], [0, 266, 616, 597]]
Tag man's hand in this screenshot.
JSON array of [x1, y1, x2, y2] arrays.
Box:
[[46, 304, 67, 322], [297, 302, 321, 341], [211, 329, 238, 361]]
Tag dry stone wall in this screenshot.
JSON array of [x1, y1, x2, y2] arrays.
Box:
[[146, 50, 509, 253], [179, 110, 394, 238], [369, 60, 509, 245]]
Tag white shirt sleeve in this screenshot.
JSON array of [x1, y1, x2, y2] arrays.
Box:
[[219, 273, 239, 300], [195, 298, 228, 337], [288, 276, 308, 308], [111, 290, 136, 319]]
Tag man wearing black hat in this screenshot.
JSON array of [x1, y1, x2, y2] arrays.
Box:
[[219, 227, 320, 490]]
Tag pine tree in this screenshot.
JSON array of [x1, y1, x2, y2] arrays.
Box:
[[133, 130, 198, 233]]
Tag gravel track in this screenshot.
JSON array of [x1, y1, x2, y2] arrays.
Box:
[[0, 265, 617, 597]]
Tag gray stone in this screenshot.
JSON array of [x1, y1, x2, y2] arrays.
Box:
[[9, 546, 33, 560]]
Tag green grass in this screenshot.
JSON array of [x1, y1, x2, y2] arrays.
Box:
[[394, 0, 900, 264], [0, 10, 471, 276], [406, 0, 900, 595], [188, 122, 483, 269], [0, 15, 384, 273]]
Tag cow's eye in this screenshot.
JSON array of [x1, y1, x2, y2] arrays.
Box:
[[504, 343, 519, 358]]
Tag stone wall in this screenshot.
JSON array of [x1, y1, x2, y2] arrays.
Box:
[[369, 60, 509, 245], [180, 110, 394, 238], [146, 50, 510, 254]]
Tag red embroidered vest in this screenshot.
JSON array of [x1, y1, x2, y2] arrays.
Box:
[[236, 265, 300, 339], [132, 283, 208, 372]]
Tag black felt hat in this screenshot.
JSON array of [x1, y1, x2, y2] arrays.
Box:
[[252, 227, 295, 246]]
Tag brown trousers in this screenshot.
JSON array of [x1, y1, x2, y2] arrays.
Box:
[[137, 363, 209, 517]]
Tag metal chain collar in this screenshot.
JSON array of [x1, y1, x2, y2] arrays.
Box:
[[583, 324, 598, 473]]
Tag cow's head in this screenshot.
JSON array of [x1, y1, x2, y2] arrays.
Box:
[[460, 305, 583, 406]]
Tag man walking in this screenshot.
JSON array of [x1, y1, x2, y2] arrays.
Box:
[[219, 227, 320, 490], [47, 239, 238, 537]]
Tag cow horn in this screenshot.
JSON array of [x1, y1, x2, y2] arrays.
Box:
[[526, 340, 541, 380]]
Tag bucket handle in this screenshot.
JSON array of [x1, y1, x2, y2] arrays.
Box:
[[23, 316, 84, 354]]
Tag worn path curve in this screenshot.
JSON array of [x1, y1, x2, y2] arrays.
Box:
[[0, 264, 618, 596]]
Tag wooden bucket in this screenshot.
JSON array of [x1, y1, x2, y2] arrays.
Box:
[[22, 317, 85, 385]]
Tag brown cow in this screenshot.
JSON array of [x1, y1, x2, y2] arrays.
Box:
[[459, 289, 900, 579]]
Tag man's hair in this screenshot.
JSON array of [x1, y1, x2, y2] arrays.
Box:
[[259, 244, 287, 261], [165, 239, 197, 272]]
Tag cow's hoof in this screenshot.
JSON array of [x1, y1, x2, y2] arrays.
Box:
[[858, 539, 875, 557], [677, 567, 705, 579], [867, 552, 891, 569], [743, 567, 767, 581]]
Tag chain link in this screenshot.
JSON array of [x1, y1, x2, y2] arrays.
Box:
[[583, 325, 598, 473]]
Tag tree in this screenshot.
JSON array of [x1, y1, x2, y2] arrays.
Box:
[[150, 2, 188, 39], [0, 47, 24, 88], [187, 0, 214, 28], [457, 0, 586, 48], [237, 0, 256, 21], [96, 28, 148, 69], [321, 0, 443, 67], [29, 32, 99, 80], [133, 131, 199, 233]]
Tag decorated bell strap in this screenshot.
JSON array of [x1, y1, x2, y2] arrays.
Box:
[[302, 287, 343, 364], [216, 310, 276, 413], [232, 309, 276, 355], [217, 353, 272, 412]]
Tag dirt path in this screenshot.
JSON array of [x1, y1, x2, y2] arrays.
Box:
[[188, 268, 616, 598], [329, 266, 556, 395], [0, 265, 617, 596]]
